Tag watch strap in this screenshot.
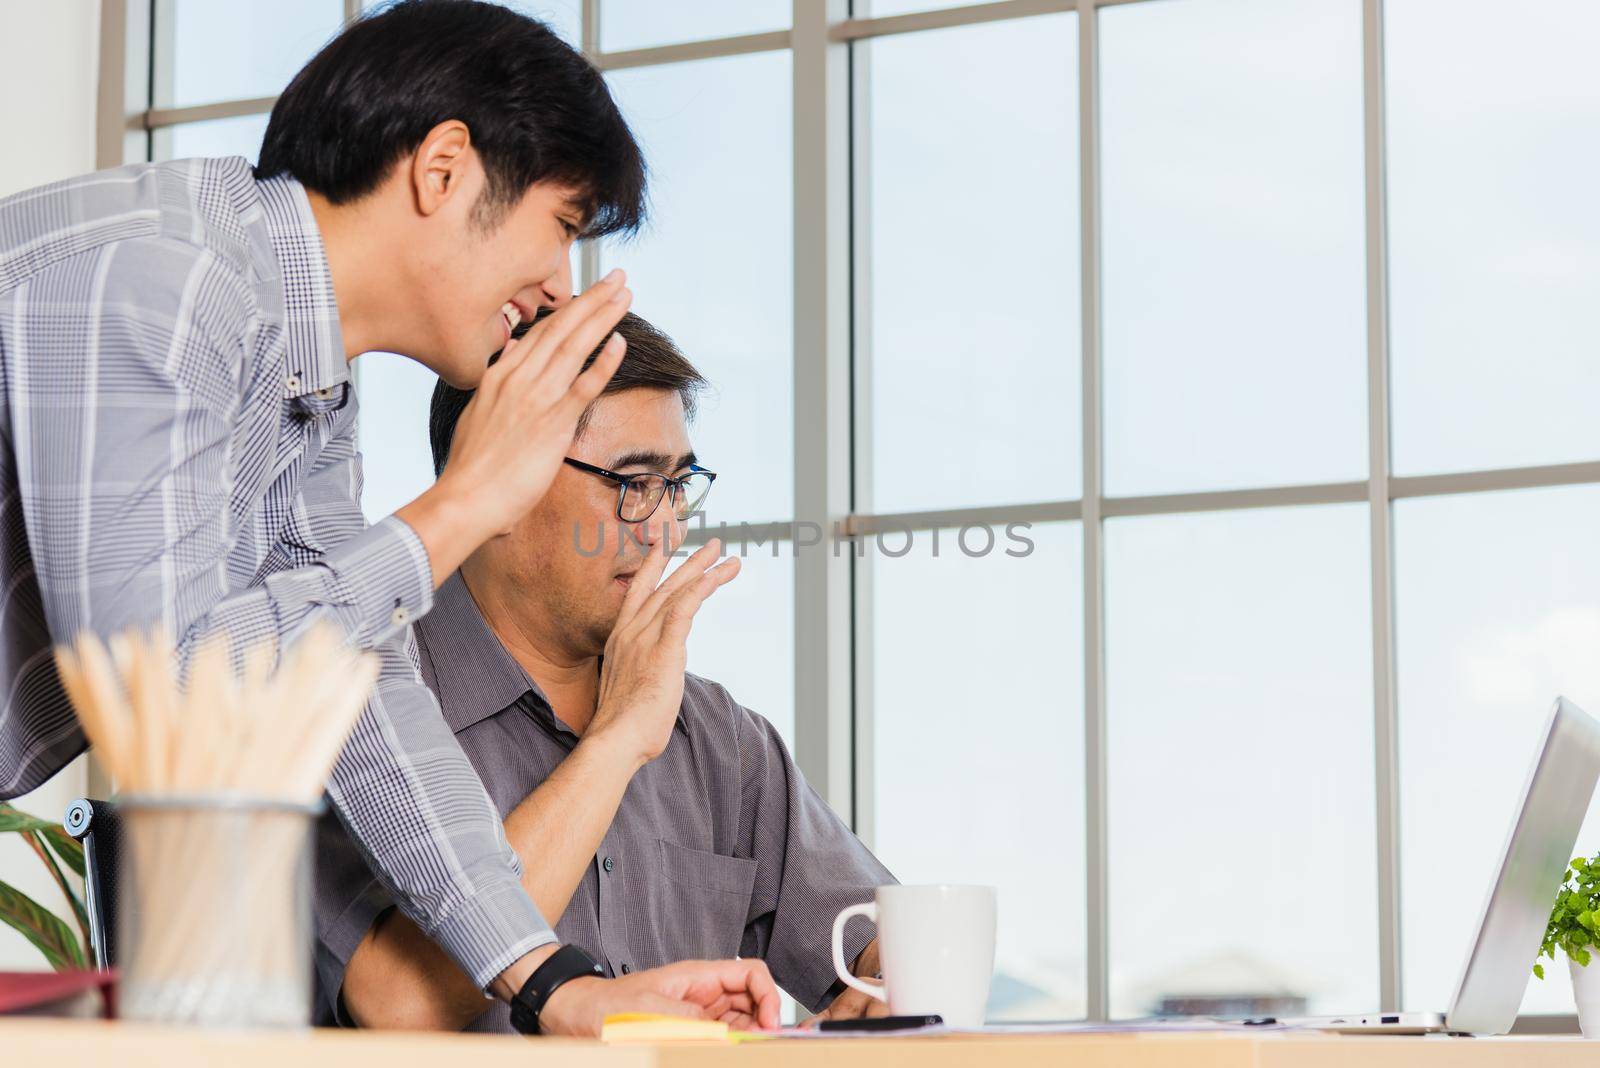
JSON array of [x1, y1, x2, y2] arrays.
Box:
[[509, 944, 606, 1035]]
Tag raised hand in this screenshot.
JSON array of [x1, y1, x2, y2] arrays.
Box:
[[589, 535, 741, 768]]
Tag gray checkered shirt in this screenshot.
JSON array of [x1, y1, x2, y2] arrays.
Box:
[[0, 158, 554, 987]]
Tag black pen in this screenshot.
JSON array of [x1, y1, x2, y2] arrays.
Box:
[[816, 1014, 945, 1033]]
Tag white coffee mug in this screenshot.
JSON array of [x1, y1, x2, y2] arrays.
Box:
[[830, 884, 997, 1029]]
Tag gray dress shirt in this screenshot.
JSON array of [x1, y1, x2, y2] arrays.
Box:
[[314, 572, 894, 1032], [0, 159, 552, 986]]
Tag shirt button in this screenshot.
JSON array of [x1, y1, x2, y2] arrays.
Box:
[[390, 606, 410, 626], [602, 856, 614, 873], [620, 964, 632, 975], [315, 386, 336, 400], [285, 373, 302, 392]]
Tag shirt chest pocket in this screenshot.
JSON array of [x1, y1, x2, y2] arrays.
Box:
[[653, 839, 758, 961]]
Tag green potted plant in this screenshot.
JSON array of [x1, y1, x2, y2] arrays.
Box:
[[0, 801, 89, 970], [1534, 852, 1600, 1037]]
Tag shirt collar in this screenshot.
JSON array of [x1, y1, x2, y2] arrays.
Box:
[[418, 572, 689, 739], [256, 175, 348, 398]]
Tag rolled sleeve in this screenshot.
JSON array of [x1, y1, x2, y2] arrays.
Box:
[[425, 875, 559, 991]]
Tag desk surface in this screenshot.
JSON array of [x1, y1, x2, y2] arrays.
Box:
[[3, 1019, 1597, 1067]]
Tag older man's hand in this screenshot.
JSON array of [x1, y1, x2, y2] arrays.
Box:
[[590, 535, 739, 768], [801, 941, 889, 1027]]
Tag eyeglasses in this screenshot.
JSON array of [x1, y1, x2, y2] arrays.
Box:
[[563, 457, 717, 524]]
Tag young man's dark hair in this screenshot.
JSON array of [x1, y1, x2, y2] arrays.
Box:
[[257, 0, 646, 235], [431, 310, 706, 477]]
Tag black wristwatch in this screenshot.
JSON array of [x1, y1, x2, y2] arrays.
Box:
[[508, 944, 606, 1035]]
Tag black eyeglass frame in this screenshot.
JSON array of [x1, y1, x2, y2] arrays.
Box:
[[562, 457, 717, 524]]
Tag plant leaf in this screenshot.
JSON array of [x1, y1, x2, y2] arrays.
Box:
[[0, 879, 83, 971], [1534, 963, 1545, 980], [0, 802, 86, 877], [39, 827, 85, 878], [0, 803, 58, 836], [1541, 851, 1600, 953], [23, 830, 89, 946]]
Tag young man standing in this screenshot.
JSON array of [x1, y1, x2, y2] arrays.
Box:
[[0, 0, 776, 1034]]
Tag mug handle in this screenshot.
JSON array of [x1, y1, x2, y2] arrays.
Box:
[[831, 902, 888, 1003]]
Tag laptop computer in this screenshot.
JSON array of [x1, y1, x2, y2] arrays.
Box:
[[1292, 696, 1600, 1035]]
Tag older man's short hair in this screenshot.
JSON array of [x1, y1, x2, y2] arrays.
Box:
[[428, 308, 707, 477]]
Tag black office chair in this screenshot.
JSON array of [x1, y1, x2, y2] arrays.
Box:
[[63, 798, 122, 969]]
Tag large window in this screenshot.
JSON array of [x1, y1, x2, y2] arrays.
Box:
[[1100, 0, 1367, 496], [864, 13, 1080, 513], [1105, 505, 1377, 1014], [135, 0, 1600, 1024], [870, 523, 1086, 1019], [1395, 484, 1600, 1014], [1385, 0, 1600, 476]]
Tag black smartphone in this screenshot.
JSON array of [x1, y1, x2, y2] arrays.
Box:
[[816, 1014, 944, 1033]]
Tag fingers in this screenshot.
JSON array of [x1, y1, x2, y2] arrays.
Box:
[[655, 556, 740, 645], [615, 526, 673, 629], [658, 958, 780, 1025], [555, 330, 627, 423], [635, 993, 703, 1021], [661, 552, 740, 617], [819, 989, 888, 1021], [634, 538, 724, 623], [707, 555, 741, 587], [529, 285, 631, 394], [706, 958, 781, 1031], [507, 282, 631, 400], [701, 994, 738, 1020], [747, 959, 782, 1031], [702, 992, 759, 1021], [492, 268, 628, 378]]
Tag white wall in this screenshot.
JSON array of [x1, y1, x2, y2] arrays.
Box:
[[0, 0, 101, 971]]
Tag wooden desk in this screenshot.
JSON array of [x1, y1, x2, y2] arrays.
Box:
[[2, 1018, 1596, 1067]]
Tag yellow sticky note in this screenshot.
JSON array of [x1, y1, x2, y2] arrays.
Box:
[[601, 1013, 732, 1043], [728, 1030, 778, 1044]]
